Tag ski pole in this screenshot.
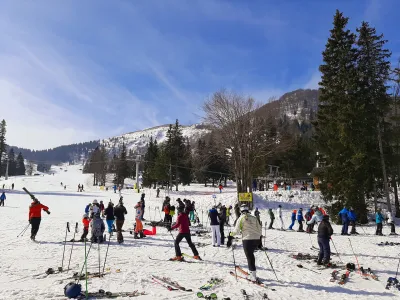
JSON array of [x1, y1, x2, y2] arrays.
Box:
[[264, 221, 266, 247], [77, 242, 93, 283], [264, 249, 279, 281], [348, 238, 361, 271], [330, 237, 343, 264], [85, 238, 88, 299], [297, 264, 321, 274], [98, 241, 101, 278], [102, 234, 111, 276], [17, 224, 30, 238], [232, 244, 238, 281], [67, 222, 79, 271], [60, 222, 70, 272], [308, 231, 314, 250], [396, 255, 400, 279]]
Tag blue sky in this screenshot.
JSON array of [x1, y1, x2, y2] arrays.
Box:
[[1, 0, 399, 149]]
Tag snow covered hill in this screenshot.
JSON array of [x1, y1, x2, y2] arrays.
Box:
[[101, 124, 211, 155], [1, 166, 399, 299]]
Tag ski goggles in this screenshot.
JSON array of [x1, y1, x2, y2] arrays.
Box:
[[197, 292, 217, 299]]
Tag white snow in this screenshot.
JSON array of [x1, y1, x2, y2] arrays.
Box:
[[0, 165, 399, 299]]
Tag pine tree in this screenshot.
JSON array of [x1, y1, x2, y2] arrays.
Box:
[[0, 120, 6, 175], [114, 143, 129, 185], [142, 137, 159, 187], [154, 145, 170, 187], [179, 139, 193, 186], [16, 152, 26, 175], [193, 139, 209, 185], [7, 148, 16, 176]]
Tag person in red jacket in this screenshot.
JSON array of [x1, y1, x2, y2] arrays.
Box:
[[29, 197, 50, 241], [168, 207, 200, 261], [79, 214, 90, 242]]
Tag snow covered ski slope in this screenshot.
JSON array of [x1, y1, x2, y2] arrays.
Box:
[[0, 165, 399, 299]]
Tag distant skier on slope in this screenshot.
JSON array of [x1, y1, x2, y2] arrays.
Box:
[[227, 204, 262, 283], [168, 206, 201, 261], [28, 197, 50, 241]]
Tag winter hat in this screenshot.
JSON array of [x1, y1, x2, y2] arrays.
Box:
[[240, 204, 249, 212], [278, 205, 282, 208], [83, 213, 88, 218], [322, 215, 330, 221], [93, 199, 98, 204], [177, 206, 184, 213]]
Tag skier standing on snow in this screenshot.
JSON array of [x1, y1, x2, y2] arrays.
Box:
[[156, 187, 160, 198], [90, 212, 105, 243], [338, 206, 350, 235], [218, 206, 226, 245], [297, 208, 304, 232], [376, 209, 384, 236], [386, 210, 397, 235], [77, 184, 81, 192], [134, 200, 145, 239], [218, 183, 223, 193], [268, 208, 275, 229], [307, 208, 323, 231], [209, 206, 221, 247], [11, 183, 14, 190], [28, 197, 50, 241], [348, 207, 358, 235], [188, 201, 196, 222], [317, 215, 333, 266], [114, 198, 127, 243], [104, 201, 115, 236], [305, 209, 313, 233], [227, 204, 262, 283], [226, 205, 232, 226], [99, 200, 105, 218], [254, 208, 261, 225], [163, 197, 172, 224], [0, 191, 6, 206], [276, 205, 284, 230], [168, 206, 201, 261], [288, 210, 297, 230], [79, 214, 90, 242], [90, 200, 100, 218]]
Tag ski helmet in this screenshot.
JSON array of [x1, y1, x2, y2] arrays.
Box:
[[83, 213, 88, 218], [64, 282, 82, 298], [240, 204, 249, 212], [92, 199, 98, 204]]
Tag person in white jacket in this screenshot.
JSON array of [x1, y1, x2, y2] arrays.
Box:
[[386, 211, 397, 235], [307, 208, 323, 229], [227, 204, 262, 283], [276, 205, 284, 230]]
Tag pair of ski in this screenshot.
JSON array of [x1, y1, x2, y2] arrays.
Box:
[[199, 278, 224, 290], [357, 267, 378, 281], [330, 270, 350, 285], [149, 253, 203, 263], [151, 275, 192, 292], [231, 266, 276, 291], [241, 289, 270, 300], [76, 290, 145, 299]]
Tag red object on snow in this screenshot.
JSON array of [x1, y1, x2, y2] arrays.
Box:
[[143, 226, 157, 235], [273, 184, 278, 191]]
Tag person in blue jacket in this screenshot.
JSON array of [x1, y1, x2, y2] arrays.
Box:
[[288, 210, 297, 230], [347, 207, 358, 235], [376, 208, 384, 236], [338, 206, 350, 235], [85, 203, 91, 214], [113, 185, 117, 193], [0, 192, 6, 206], [297, 208, 304, 232]]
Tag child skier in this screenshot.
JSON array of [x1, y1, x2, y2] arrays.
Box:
[[28, 197, 50, 241], [90, 213, 105, 243], [227, 204, 262, 283], [268, 208, 275, 229], [134, 201, 145, 239], [99, 200, 105, 218], [297, 208, 304, 232], [348, 207, 358, 235], [288, 210, 297, 230], [376, 209, 384, 236], [79, 214, 90, 242], [168, 207, 201, 261]]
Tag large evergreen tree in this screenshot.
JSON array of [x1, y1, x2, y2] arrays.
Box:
[[142, 137, 159, 187], [16, 152, 26, 175], [114, 143, 129, 185], [0, 120, 6, 175], [7, 148, 16, 176]]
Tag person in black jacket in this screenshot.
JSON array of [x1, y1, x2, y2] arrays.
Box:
[[317, 215, 334, 266], [104, 201, 115, 236], [209, 206, 221, 246], [140, 193, 146, 221], [218, 206, 226, 245], [113, 198, 127, 244]]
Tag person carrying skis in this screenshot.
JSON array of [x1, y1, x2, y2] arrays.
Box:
[[134, 200, 145, 239], [209, 206, 221, 247], [348, 207, 358, 235], [268, 208, 275, 229], [376, 208, 384, 236], [227, 204, 262, 283], [140, 193, 146, 221], [99, 200, 105, 217], [288, 209, 297, 230], [168, 206, 201, 261], [297, 208, 304, 232], [90, 212, 105, 243], [114, 198, 127, 243], [386, 210, 397, 235], [28, 197, 50, 241], [0, 191, 6, 206], [338, 206, 350, 235], [79, 213, 90, 242], [104, 201, 115, 235], [305, 209, 313, 233], [276, 205, 284, 230], [317, 215, 333, 266], [233, 203, 241, 226]]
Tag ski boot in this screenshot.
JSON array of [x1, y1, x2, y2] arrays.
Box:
[[193, 255, 202, 260], [249, 271, 261, 284], [134, 232, 139, 239], [170, 256, 184, 261], [140, 231, 146, 238]]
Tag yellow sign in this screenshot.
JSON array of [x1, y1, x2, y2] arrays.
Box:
[[238, 193, 253, 202]]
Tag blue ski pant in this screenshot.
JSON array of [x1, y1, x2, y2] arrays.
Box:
[[341, 221, 349, 235], [318, 237, 331, 263], [106, 220, 114, 234]]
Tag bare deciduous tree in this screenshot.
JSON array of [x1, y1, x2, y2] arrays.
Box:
[[203, 89, 286, 193]]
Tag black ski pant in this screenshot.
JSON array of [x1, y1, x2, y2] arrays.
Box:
[[116, 220, 124, 242], [390, 223, 396, 234], [243, 239, 260, 271], [0, 199, 4, 206], [164, 214, 172, 224], [30, 217, 41, 238], [376, 223, 383, 235], [317, 237, 331, 263], [350, 221, 357, 234], [268, 219, 274, 229], [174, 233, 199, 257], [298, 221, 304, 231], [219, 222, 225, 245], [80, 228, 88, 241], [141, 207, 145, 220]]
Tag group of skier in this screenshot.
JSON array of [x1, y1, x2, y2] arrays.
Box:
[[77, 184, 84, 192]]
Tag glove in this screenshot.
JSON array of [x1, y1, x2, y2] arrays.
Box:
[[166, 225, 172, 232], [226, 235, 233, 248], [46, 211, 51, 215]]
